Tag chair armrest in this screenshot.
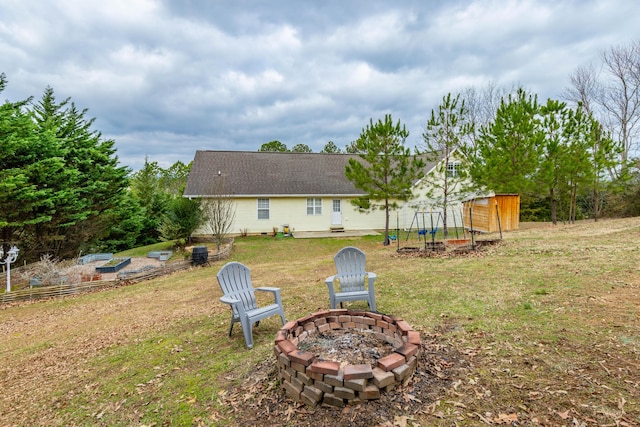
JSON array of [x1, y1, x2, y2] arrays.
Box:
[[220, 296, 240, 306], [255, 287, 280, 295], [255, 287, 284, 308], [325, 275, 336, 286], [367, 272, 377, 280]]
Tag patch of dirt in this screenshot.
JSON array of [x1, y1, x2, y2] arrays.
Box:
[[297, 329, 396, 368], [218, 333, 468, 427]]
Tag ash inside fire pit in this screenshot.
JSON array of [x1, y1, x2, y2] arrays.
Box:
[[297, 329, 395, 368]]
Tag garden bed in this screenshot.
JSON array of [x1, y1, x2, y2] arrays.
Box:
[[95, 257, 131, 273]]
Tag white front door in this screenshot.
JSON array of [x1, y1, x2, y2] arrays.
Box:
[[331, 199, 342, 225]]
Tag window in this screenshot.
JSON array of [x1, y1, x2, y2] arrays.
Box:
[[257, 198, 270, 219], [307, 198, 322, 215], [446, 162, 460, 178]]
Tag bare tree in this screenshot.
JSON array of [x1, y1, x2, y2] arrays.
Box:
[[598, 41, 640, 166], [563, 64, 599, 115], [462, 82, 518, 156], [204, 178, 236, 252]]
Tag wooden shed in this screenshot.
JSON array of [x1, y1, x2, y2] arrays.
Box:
[[462, 194, 520, 233]]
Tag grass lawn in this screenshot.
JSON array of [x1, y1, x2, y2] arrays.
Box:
[[0, 218, 639, 426]]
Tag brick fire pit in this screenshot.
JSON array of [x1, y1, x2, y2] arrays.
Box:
[[274, 309, 421, 407]]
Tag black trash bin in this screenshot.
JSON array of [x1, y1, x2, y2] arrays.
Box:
[[191, 246, 209, 265]]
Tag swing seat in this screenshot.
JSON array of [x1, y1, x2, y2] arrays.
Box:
[[429, 228, 438, 235], [417, 229, 427, 236]]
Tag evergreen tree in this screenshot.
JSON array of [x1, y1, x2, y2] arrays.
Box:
[[320, 141, 342, 153], [422, 93, 473, 237], [291, 143, 312, 152], [29, 87, 130, 257], [130, 157, 170, 245], [158, 196, 205, 244], [259, 140, 288, 152], [346, 114, 424, 245], [472, 89, 543, 196]]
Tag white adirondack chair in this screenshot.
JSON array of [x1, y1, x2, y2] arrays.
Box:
[[325, 246, 377, 312], [216, 262, 286, 349]]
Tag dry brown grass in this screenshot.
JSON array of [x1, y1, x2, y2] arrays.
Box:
[[0, 218, 639, 426]]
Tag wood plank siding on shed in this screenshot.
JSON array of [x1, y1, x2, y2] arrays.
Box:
[[463, 194, 520, 233]]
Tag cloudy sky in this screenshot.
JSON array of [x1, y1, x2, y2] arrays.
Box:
[[1, 0, 638, 170]]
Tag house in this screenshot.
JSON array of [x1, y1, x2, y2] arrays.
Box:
[[184, 150, 464, 236]]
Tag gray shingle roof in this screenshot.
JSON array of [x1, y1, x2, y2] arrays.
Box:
[[183, 150, 441, 197]]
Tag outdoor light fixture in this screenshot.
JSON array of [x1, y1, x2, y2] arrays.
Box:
[[0, 245, 19, 293]]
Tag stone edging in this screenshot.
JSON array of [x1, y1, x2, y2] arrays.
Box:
[[274, 309, 421, 407]]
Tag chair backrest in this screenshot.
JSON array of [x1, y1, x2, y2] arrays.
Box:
[[217, 262, 258, 314], [334, 246, 367, 292]]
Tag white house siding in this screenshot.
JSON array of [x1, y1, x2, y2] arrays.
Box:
[[194, 196, 389, 236], [400, 159, 472, 231]]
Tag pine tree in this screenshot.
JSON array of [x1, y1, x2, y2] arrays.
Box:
[[346, 114, 424, 245]]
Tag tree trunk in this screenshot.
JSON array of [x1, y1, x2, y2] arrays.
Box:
[[550, 188, 557, 225], [383, 199, 390, 246]]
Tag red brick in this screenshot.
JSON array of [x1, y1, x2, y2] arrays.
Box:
[[377, 353, 405, 372], [288, 350, 315, 366], [338, 315, 352, 323], [324, 372, 344, 387], [362, 317, 376, 326], [314, 379, 333, 394], [330, 322, 342, 330], [351, 315, 366, 324], [359, 384, 381, 400], [283, 381, 302, 400], [407, 330, 421, 345], [334, 386, 356, 400], [329, 309, 348, 315], [395, 320, 413, 333], [304, 322, 317, 332], [372, 367, 395, 388], [342, 321, 356, 329], [344, 378, 367, 391], [307, 370, 324, 381], [365, 312, 383, 321], [291, 361, 307, 373], [311, 309, 331, 318], [297, 371, 313, 386], [277, 352, 290, 367], [395, 343, 419, 360], [301, 385, 323, 405], [275, 330, 288, 342], [382, 315, 395, 323], [322, 392, 345, 407], [322, 393, 344, 408], [347, 309, 367, 315], [308, 360, 340, 376], [343, 364, 373, 380], [282, 321, 298, 331], [392, 363, 412, 382], [297, 314, 314, 324], [376, 320, 389, 329], [317, 323, 330, 333], [314, 317, 327, 326], [277, 340, 297, 354]]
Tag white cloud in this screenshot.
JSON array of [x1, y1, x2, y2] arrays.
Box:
[[1, 0, 638, 169]]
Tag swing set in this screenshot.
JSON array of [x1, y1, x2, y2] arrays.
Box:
[[400, 206, 468, 251]]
